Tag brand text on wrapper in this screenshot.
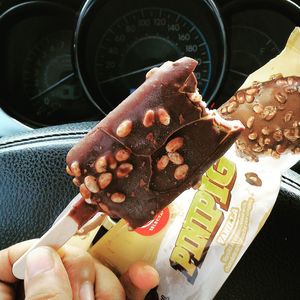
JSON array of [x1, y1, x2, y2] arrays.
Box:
[[169, 157, 236, 281]]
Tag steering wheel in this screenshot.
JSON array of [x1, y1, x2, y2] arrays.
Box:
[[1, 122, 300, 298]]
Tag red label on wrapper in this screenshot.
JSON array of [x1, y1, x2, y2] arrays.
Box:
[[135, 207, 170, 236]]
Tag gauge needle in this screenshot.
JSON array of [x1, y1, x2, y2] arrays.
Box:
[[98, 62, 165, 85], [30, 73, 75, 101], [229, 69, 248, 78]]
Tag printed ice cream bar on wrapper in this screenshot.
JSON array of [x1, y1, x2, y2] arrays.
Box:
[[218, 28, 300, 166], [66, 57, 243, 229], [219, 72, 300, 162]]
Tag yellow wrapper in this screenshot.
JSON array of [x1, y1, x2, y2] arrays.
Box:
[[78, 28, 300, 299]]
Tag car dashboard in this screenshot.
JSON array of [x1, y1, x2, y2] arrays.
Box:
[[0, 0, 299, 134]]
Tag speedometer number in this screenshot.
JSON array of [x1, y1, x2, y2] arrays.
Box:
[[185, 44, 198, 52], [153, 18, 167, 26], [168, 24, 180, 32], [178, 33, 190, 41]]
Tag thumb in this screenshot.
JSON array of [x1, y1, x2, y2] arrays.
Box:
[[24, 247, 72, 300], [120, 261, 159, 300]]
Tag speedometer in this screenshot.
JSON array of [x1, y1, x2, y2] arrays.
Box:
[[74, 0, 226, 114], [0, 1, 98, 127], [95, 8, 211, 108]]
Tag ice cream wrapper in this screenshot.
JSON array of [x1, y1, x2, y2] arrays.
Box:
[[78, 28, 300, 299]]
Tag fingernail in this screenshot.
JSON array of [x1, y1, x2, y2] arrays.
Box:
[[26, 247, 54, 279], [80, 281, 94, 300], [131, 264, 160, 290]]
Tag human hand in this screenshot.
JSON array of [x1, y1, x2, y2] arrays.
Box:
[[0, 240, 159, 300]]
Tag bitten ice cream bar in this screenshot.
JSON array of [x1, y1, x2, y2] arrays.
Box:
[[66, 57, 243, 228]]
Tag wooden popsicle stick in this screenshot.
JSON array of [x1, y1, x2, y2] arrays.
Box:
[[12, 194, 99, 280]]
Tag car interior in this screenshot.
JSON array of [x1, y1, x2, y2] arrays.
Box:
[[0, 0, 299, 298]]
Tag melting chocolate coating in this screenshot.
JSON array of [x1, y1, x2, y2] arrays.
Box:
[[67, 57, 243, 228], [219, 75, 300, 161]]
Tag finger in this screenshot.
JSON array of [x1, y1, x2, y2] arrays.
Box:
[[94, 261, 125, 300], [120, 261, 159, 300], [58, 245, 96, 300], [0, 281, 15, 300], [24, 246, 72, 300], [0, 239, 36, 283]]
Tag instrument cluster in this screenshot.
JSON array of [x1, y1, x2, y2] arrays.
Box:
[[0, 0, 299, 128]]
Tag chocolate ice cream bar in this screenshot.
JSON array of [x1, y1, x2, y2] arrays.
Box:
[[219, 75, 300, 161], [66, 57, 244, 228]]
